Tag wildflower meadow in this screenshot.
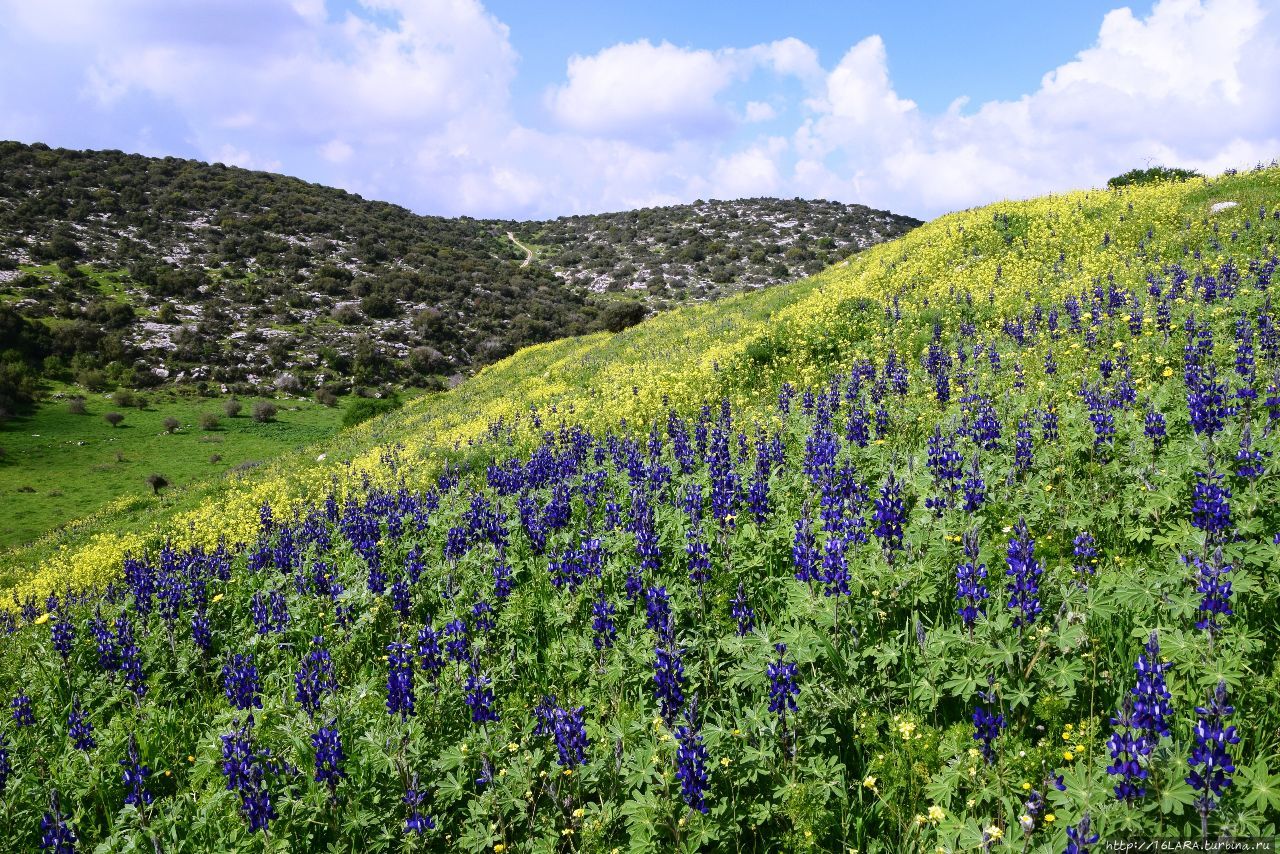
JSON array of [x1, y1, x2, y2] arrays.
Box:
[[0, 167, 1278, 851]]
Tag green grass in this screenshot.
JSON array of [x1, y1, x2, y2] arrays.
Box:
[[0, 386, 344, 551]]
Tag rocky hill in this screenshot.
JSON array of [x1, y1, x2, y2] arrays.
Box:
[[510, 197, 918, 304], [0, 142, 918, 405]]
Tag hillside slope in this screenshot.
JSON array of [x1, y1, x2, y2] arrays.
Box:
[[0, 166, 1277, 850]]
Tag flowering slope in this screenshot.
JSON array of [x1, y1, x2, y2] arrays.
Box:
[[0, 168, 1279, 851]]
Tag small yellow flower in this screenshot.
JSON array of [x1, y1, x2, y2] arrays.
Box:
[[720, 757, 731, 767], [985, 825, 1003, 842], [572, 808, 585, 819], [862, 776, 877, 790], [1044, 814, 1056, 824], [498, 768, 508, 777], [211, 593, 224, 603], [33, 613, 50, 625], [187, 755, 195, 763], [1063, 751, 1074, 761], [507, 742, 519, 753], [1022, 781, 1032, 790], [495, 846, 506, 853], [928, 805, 945, 823]]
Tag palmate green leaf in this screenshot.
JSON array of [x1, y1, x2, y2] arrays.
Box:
[[1158, 774, 1196, 816], [1238, 759, 1280, 815], [1042, 655, 1087, 694]]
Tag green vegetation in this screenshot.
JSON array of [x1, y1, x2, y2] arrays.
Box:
[[1107, 165, 1201, 188], [0, 386, 343, 550], [340, 393, 403, 428]]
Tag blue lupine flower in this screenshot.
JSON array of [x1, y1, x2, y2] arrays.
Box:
[[1013, 416, 1034, 473], [674, 711, 710, 814], [471, 600, 495, 634], [116, 615, 146, 698], [972, 703, 1004, 764], [1005, 518, 1043, 628], [0, 731, 11, 796], [67, 698, 95, 751], [39, 792, 77, 853], [1064, 814, 1099, 854], [220, 717, 275, 833], [120, 734, 153, 807], [821, 536, 849, 598], [295, 636, 337, 718], [686, 531, 711, 590], [12, 693, 34, 727], [444, 619, 470, 663], [1040, 407, 1059, 442], [1235, 426, 1268, 479], [591, 592, 617, 651], [1106, 699, 1150, 801], [90, 610, 116, 672], [51, 615, 74, 663], [925, 427, 964, 513], [222, 654, 262, 711], [491, 560, 513, 601], [1188, 548, 1233, 636], [386, 643, 416, 720], [250, 592, 270, 635], [1187, 680, 1240, 822], [962, 456, 986, 514], [404, 774, 436, 836], [417, 627, 448, 686], [767, 642, 799, 724], [653, 643, 686, 726], [311, 720, 346, 793], [956, 530, 988, 631], [1187, 363, 1234, 438], [730, 583, 754, 636], [463, 667, 499, 724], [535, 698, 590, 769], [1073, 531, 1097, 575], [792, 514, 818, 584], [1191, 467, 1232, 544], [1131, 632, 1173, 741], [191, 608, 212, 655], [644, 586, 673, 639], [872, 472, 906, 562], [1144, 403, 1167, 454]]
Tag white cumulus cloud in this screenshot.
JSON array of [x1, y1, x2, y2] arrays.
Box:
[[0, 0, 1275, 219]]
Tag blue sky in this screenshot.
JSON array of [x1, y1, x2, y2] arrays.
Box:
[[482, 1, 1136, 115], [0, 0, 1276, 220]]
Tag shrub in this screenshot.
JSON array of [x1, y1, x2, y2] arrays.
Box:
[[341, 394, 402, 428], [145, 473, 168, 495], [315, 388, 339, 408], [162, 417, 180, 433], [1107, 166, 1201, 188], [112, 389, 136, 408], [223, 399, 242, 418], [209, 453, 222, 464], [135, 396, 149, 410], [200, 413, 220, 430], [252, 401, 278, 423], [67, 397, 87, 415], [104, 412, 124, 428]]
